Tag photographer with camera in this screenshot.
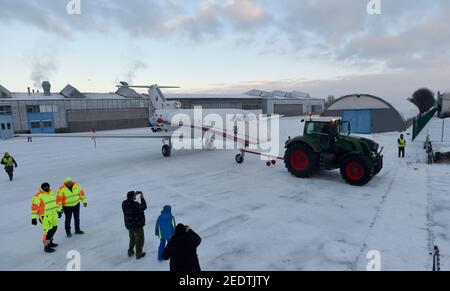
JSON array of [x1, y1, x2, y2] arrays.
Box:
[[162, 223, 202, 271], [122, 191, 147, 259]]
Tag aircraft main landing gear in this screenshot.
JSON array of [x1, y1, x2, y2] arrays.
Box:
[[235, 149, 245, 164], [162, 138, 172, 157]]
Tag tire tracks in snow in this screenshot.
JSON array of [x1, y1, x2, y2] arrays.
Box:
[[425, 165, 435, 271], [349, 164, 399, 271]]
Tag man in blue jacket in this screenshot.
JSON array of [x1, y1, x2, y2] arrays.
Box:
[[155, 205, 175, 261]]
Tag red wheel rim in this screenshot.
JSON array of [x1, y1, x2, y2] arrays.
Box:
[[291, 151, 309, 171], [346, 162, 365, 180]]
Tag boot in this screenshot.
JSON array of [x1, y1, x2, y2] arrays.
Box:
[[75, 230, 85, 235], [128, 249, 135, 257], [136, 252, 146, 260], [44, 246, 55, 253], [66, 232, 72, 238], [48, 240, 58, 248]]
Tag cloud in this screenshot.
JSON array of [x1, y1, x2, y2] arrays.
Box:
[[193, 63, 450, 98], [2, 0, 450, 96], [0, 0, 271, 41], [223, 0, 270, 31]]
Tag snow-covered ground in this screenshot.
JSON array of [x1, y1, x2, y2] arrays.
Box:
[[0, 117, 449, 271]]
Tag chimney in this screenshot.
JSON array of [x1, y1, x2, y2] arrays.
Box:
[[27, 87, 31, 95], [42, 81, 51, 96], [32, 89, 35, 93]]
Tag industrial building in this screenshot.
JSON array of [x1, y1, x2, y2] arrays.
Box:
[[438, 92, 450, 118], [0, 82, 154, 136], [166, 90, 325, 117], [0, 81, 325, 139], [323, 94, 420, 134]]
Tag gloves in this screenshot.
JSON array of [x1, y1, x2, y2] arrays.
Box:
[[31, 218, 37, 225], [58, 212, 62, 218], [83, 203, 87, 208]]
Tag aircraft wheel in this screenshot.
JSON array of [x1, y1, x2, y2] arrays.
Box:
[[162, 145, 172, 157], [235, 154, 244, 164]]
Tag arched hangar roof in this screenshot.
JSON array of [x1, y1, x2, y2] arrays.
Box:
[[325, 94, 419, 121]]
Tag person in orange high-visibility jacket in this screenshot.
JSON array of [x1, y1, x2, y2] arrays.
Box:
[[57, 178, 87, 237], [31, 182, 62, 253]]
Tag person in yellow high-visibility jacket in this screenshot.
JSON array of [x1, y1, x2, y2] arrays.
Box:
[[31, 183, 62, 253], [1, 152, 17, 181], [397, 134, 406, 158], [57, 178, 87, 237]]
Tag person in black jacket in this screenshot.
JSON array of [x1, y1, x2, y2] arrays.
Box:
[[122, 191, 147, 259], [162, 223, 202, 271]]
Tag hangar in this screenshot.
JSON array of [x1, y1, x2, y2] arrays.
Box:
[[323, 94, 419, 134]]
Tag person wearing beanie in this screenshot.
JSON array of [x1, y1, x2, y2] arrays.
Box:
[[155, 205, 176, 261], [162, 223, 202, 271], [31, 183, 63, 253], [122, 191, 147, 259], [57, 177, 87, 237]]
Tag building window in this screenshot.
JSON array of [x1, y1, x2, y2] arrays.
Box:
[[0, 106, 12, 114], [242, 104, 261, 110], [42, 120, 53, 128], [1, 123, 5, 130], [7, 123, 11, 130], [30, 121, 41, 128], [26, 105, 40, 113]]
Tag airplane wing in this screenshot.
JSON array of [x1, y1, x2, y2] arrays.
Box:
[[185, 123, 258, 147], [15, 133, 174, 139]]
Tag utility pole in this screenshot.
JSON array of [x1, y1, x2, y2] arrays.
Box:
[[442, 118, 445, 143]]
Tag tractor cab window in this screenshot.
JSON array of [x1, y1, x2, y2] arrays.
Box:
[[306, 122, 332, 151], [306, 122, 330, 136]]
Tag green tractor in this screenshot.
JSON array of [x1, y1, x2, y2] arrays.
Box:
[[284, 116, 384, 186]]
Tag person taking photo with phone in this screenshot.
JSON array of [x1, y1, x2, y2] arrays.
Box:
[[122, 191, 147, 259]]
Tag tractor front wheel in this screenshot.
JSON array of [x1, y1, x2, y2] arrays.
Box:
[[284, 143, 316, 178], [340, 155, 372, 186]]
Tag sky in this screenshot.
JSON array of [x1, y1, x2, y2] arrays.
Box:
[[0, 0, 449, 98]]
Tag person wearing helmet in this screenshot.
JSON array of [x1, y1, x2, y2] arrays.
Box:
[[56, 178, 87, 237], [31, 183, 62, 253]]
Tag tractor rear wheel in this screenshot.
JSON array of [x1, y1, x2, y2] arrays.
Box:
[[284, 143, 316, 178], [340, 155, 372, 186]]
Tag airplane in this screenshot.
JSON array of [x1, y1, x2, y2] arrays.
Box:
[[16, 83, 278, 162]]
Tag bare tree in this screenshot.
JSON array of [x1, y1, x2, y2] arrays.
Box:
[[410, 88, 436, 113]]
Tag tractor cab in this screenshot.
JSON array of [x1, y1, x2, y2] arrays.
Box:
[[303, 117, 343, 152]]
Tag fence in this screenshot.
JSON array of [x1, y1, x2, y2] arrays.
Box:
[[412, 108, 437, 141]]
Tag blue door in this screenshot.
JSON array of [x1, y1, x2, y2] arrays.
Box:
[[27, 112, 55, 133], [0, 115, 14, 140], [343, 110, 372, 134]]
